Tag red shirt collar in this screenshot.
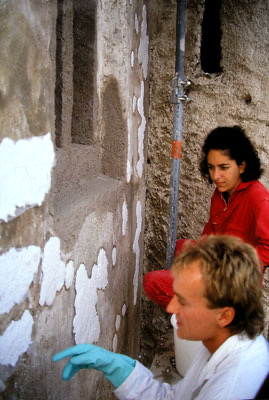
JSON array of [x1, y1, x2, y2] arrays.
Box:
[[234, 180, 255, 193]]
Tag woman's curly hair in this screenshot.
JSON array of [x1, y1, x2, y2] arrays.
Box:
[[200, 126, 263, 183]]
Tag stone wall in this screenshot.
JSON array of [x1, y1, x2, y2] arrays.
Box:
[[143, 0, 269, 360], [0, 0, 268, 397], [0, 1, 149, 399]]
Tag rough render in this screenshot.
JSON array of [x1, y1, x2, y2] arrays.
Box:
[[143, 0, 269, 363], [0, 1, 147, 399], [0, 0, 268, 398]]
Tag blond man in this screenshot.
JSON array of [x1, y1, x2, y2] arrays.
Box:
[[53, 236, 269, 400]]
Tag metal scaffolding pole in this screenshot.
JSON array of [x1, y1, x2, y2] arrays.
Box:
[[165, 0, 190, 269]]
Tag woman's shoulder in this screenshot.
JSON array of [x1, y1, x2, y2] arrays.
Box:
[[244, 181, 269, 206], [245, 180, 269, 196]]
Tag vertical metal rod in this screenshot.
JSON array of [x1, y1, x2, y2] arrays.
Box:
[[165, 0, 187, 269]]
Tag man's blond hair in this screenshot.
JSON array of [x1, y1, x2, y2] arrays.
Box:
[[171, 235, 264, 338]]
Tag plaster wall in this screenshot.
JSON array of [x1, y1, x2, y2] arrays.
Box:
[[143, 0, 269, 355], [0, 1, 149, 399]]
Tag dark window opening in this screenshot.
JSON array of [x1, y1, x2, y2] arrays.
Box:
[[55, 0, 64, 148], [201, 0, 222, 73], [55, 0, 96, 148], [72, 1, 96, 145]]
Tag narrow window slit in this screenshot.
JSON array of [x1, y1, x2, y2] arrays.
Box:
[[201, 0, 222, 73]]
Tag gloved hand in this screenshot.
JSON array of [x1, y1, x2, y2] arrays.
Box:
[[52, 343, 136, 388]]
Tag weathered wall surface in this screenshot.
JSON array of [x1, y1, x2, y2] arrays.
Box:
[[0, 1, 149, 399], [143, 0, 269, 358], [1, 0, 268, 396]]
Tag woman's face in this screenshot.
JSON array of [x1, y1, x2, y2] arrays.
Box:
[[207, 150, 246, 195]]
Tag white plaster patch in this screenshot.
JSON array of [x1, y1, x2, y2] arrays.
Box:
[[112, 247, 117, 266], [0, 310, 34, 367], [138, 5, 149, 80], [0, 133, 55, 222], [122, 303, 127, 317], [136, 81, 146, 178], [112, 333, 118, 353], [115, 314, 121, 331], [127, 117, 133, 182], [131, 51, 134, 68], [133, 201, 142, 305], [122, 200, 128, 235], [133, 95, 137, 113], [73, 249, 108, 344], [0, 246, 41, 314], [65, 260, 74, 289], [39, 237, 65, 306], [135, 13, 139, 34]]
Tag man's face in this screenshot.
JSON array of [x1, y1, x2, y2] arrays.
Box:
[[167, 261, 222, 350]]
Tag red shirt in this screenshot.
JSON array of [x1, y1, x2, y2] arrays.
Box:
[[202, 181, 269, 268]]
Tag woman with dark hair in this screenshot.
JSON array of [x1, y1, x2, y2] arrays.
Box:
[[144, 126, 269, 309], [200, 125, 262, 183]]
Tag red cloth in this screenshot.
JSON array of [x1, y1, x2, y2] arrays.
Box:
[[143, 181, 269, 309], [202, 181, 269, 267], [143, 269, 174, 309], [143, 239, 188, 309]]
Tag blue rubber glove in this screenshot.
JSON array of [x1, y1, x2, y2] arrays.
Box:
[[52, 343, 136, 388]]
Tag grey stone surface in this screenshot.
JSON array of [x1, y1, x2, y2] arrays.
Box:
[[142, 0, 269, 369]]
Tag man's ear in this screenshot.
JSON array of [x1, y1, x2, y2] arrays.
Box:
[[217, 307, 235, 328], [239, 161, 247, 174]]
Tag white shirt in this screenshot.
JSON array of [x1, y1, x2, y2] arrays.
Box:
[[114, 334, 269, 400]]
